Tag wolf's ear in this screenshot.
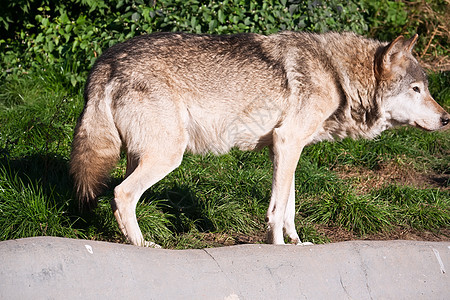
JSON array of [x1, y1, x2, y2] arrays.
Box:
[[404, 34, 419, 53], [375, 34, 418, 80]]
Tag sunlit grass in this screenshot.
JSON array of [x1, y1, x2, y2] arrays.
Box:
[[0, 68, 448, 248]]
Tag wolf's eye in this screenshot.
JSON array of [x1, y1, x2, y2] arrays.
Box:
[[412, 86, 421, 93]]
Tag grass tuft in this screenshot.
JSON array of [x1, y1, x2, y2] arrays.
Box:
[[299, 187, 393, 235], [0, 165, 81, 240], [372, 185, 449, 231]]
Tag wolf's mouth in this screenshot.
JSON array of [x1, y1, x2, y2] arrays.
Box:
[[413, 121, 433, 132]]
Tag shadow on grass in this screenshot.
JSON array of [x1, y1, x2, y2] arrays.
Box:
[[141, 183, 218, 234], [0, 156, 183, 243], [0, 152, 86, 240], [1, 152, 72, 197], [2, 152, 223, 237]]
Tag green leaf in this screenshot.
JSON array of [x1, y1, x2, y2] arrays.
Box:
[[41, 18, 49, 27], [209, 19, 217, 31], [70, 75, 77, 86], [35, 33, 44, 43], [218, 9, 225, 24], [132, 12, 140, 22], [76, 16, 86, 25], [60, 13, 69, 24], [47, 41, 54, 52], [191, 16, 197, 28]]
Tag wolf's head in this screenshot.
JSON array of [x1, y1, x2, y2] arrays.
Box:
[[375, 35, 449, 131]]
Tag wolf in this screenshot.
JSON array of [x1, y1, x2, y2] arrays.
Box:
[[70, 31, 449, 247]]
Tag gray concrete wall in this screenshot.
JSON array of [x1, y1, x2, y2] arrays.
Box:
[[0, 237, 449, 299]]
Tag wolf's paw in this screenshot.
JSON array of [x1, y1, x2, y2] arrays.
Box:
[[296, 241, 314, 246], [144, 241, 162, 248]]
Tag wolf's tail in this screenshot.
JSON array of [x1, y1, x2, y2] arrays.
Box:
[[70, 75, 122, 209]]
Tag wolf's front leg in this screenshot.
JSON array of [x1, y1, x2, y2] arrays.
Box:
[[283, 174, 301, 244], [268, 149, 301, 244], [282, 174, 314, 245], [266, 128, 304, 244]]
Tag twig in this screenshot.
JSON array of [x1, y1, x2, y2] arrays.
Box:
[[421, 26, 438, 58]]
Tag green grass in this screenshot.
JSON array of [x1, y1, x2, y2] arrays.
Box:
[[0, 164, 82, 240], [0, 68, 449, 248]]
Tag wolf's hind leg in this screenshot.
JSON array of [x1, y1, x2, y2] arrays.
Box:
[[112, 148, 184, 247], [112, 153, 139, 235]]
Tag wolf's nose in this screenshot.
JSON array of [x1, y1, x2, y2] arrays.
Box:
[[442, 115, 450, 126]]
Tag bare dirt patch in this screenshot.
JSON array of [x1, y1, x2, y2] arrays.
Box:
[[201, 231, 266, 247], [317, 225, 450, 243], [334, 159, 449, 192], [193, 225, 450, 248]]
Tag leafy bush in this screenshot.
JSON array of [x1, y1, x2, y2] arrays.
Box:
[[0, 0, 388, 86], [2, 0, 448, 86]]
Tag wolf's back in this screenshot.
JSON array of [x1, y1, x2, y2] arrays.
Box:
[[70, 66, 122, 209]]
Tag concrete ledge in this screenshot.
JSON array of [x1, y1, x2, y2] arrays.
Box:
[[0, 237, 449, 299]]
